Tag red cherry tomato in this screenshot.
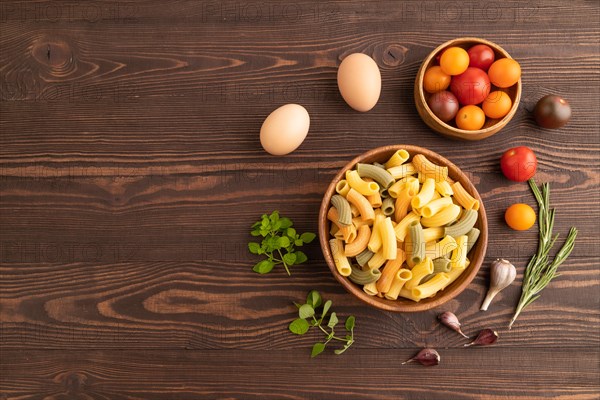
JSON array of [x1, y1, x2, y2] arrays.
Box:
[[467, 44, 495, 71], [450, 67, 491, 106], [500, 146, 537, 182]]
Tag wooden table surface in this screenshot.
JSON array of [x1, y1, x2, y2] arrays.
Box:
[[1, 1, 599, 399]]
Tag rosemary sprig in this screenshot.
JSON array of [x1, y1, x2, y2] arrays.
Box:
[[508, 179, 578, 329]]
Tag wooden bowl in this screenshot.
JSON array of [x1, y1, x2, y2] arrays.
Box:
[[414, 37, 522, 141], [318, 145, 488, 312]]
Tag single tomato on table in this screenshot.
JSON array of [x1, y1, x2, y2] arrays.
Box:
[[450, 67, 491, 105], [500, 146, 537, 182], [467, 44, 495, 71], [505, 203, 536, 231]]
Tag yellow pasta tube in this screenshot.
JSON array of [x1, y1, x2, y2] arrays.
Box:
[[344, 225, 371, 257], [425, 235, 458, 260], [450, 235, 469, 270], [381, 217, 398, 260], [399, 287, 422, 302], [350, 203, 360, 217], [352, 217, 370, 228], [422, 227, 444, 242], [387, 162, 416, 180], [367, 250, 387, 270], [366, 187, 383, 208], [420, 197, 453, 218], [412, 154, 449, 182], [329, 239, 352, 276], [335, 179, 350, 197], [405, 257, 434, 289], [368, 213, 385, 252], [384, 268, 412, 300], [327, 207, 357, 243], [384, 149, 410, 168], [394, 211, 420, 242], [405, 176, 420, 194], [412, 273, 451, 299], [421, 204, 461, 228], [376, 257, 403, 294], [411, 178, 436, 209], [346, 188, 375, 224], [452, 181, 480, 211], [387, 178, 405, 198], [363, 281, 378, 296], [440, 266, 465, 291], [435, 180, 454, 197], [346, 170, 380, 196]]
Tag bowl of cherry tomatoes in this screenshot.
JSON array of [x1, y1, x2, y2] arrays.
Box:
[[414, 37, 522, 141]]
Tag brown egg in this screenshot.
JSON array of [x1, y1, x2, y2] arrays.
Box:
[[260, 104, 310, 156], [337, 53, 381, 112]]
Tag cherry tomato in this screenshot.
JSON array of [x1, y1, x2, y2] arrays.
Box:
[[427, 90, 459, 122], [533, 95, 571, 129], [482, 91, 512, 119], [488, 58, 521, 88], [450, 67, 491, 105], [505, 203, 536, 231], [467, 44, 495, 71], [500, 146, 537, 182], [456, 105, 486, 130], [423, 66, 451, 93], [440, 47, 469, 76]]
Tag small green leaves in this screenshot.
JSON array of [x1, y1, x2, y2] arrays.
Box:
[[299, 304, 314, 319], [248, 211, 316, 275], [288, 290, 356, 358], [253, 260, 275, 274], [311, 342, 326, 358], [289, 318, 310, 335]]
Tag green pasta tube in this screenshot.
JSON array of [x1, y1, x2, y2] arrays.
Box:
[[356, 163, 395, 189], [409, 221, 425, 265], [433, 257, 452, 273], [331, 194, 352, 226], [379, 187, 390, 198], [356, 249, 374, 267], [444, 209, 478, 237], [420, 272, 436, 284], [349, 264, 382, 285], [465, 227, 480, 253], [382, 197, 395, 216], [372, 162, 386, 169]]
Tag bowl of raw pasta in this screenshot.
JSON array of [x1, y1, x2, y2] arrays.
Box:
[[318, 145, 488, 312]]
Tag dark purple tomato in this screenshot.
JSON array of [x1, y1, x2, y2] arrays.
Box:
[[450, 67, 491, 106], [533, 95, 571, 128], [427, 90, 459, 122], [467, 44, 495, 71]]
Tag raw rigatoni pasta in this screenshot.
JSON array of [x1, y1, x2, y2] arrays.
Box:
[[328, 149, 482, 302]]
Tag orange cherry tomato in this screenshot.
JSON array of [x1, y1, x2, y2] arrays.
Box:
[[439, 47, 469, 76], [482, 91, 512, 119], [505, 203, 536, 231], [488, 58, 521, 88], [455, 105, 486, 130], [423, 66, 451, 93]]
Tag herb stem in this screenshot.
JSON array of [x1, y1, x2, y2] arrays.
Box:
[[276, 249, 291, 275], [311, 316, 347, 342]]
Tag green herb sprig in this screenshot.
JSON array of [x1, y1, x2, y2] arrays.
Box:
[[289, 290, 355, 357], [508, 179, 578, 329], [248, 211, 316, 275]]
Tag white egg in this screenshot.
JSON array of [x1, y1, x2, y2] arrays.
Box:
[[337, 53, 381, 112], [260, 104, 310, 156]]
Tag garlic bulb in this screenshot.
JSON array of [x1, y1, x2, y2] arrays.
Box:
[[480, 259, 516, 311]]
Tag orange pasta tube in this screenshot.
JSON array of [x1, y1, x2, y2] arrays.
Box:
[[344, 225, 371, 257], [327, 207, 357, 243], [346, 188, 375, 224], [376, 255, 404, 294], [451, 181, 480, 210], [412, 154, 449, 182]]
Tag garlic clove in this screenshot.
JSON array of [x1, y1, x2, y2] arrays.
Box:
[[438, 311, 469, 338], [464, 329, 499, 347], [402, 348, 440, 366], [481, 259, 517, 311]]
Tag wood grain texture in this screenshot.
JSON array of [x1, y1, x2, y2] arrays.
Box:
[[1, 0, 599, 398]]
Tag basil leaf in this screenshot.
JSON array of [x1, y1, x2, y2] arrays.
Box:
[[250, 230, 262, 237], [300, 232, 316, 243], [299, 304, 314, 319], [306, 290, 322, 308], [283, 252, 296, 265], [252, 260, 275, 274], [286, 228, 296, 238], [279, 236, 290, 248], [269, 211, 279, 223], [345, 316, 355, 331], [327, 312, 338, 328], [311, 342, 326, 358], [321, 300, 332, 318], [289, 318, 309, 335], [248, 242, 261, 254], [294, 251, 308, 264], [279, 217, 293, 229]]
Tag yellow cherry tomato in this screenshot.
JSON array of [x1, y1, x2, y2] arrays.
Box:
[[482, 91, 512, 119], [488, 58, 521, 88], [423, 66, 451, 93], [439, 47, 469, 76], [455, 105, 486, 130], [505, 203, 536, 231]]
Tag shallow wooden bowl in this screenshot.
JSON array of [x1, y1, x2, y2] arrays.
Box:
[[414, 37, 522, 141], [318, 145, 488, 312]]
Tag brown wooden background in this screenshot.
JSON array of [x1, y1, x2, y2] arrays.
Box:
[[1, 1, 599, 399]]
